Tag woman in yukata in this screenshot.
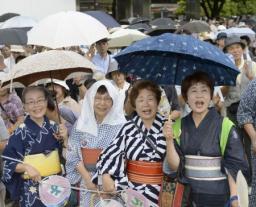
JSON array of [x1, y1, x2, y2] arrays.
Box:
[[93, 80, 168, 206], [2, 86, 67, 207], [65, 79, 126, 206], [163, 71, 248, 207]]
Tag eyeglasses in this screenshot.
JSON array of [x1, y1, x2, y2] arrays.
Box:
[[25, 99, 46, 107]]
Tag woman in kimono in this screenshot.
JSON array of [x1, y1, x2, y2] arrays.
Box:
[[94, 80, 166, 206], [164, 72, 248, 207], [2, 86, 67, 207], [65, 80, 126, 206]]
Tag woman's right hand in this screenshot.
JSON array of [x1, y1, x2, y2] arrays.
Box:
[[85, 180, 97, 191], [163, 120, 174, 142], [102, 174, 115, 193], [24, 164, 41, 182]]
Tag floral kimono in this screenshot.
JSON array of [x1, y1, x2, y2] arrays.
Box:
[[2, 116, 61, 207]]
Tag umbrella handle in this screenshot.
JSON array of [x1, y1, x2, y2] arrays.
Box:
[[49, 71, 62, 124]]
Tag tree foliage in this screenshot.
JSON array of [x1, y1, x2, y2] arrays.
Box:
[[176, 0, 256, 18]]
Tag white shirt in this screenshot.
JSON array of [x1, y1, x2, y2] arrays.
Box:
[[92, 53, 112, 74], [4, 56, 15, 72], [110, 80, 130, 107]]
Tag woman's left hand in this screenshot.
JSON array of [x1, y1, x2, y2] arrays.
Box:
[[54, 123, 68, 141]]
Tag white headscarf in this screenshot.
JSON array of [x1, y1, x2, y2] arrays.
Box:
[[76, 80, 126, 136]]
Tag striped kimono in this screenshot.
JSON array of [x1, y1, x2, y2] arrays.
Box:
[[93, 113, 167, 205]]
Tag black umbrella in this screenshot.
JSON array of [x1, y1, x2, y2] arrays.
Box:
[[127, 23, 152, 33], [130, 17, 150, 25], [146, 25, 176, 36], [85, 10, 120, 28], [148, 18, 176, 36], [151, 18, 176, 27], [0, 13, 20, 22], [0, 27, 30, 45]]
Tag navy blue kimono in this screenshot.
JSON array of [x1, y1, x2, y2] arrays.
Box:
[[2, 116, 61, 207], [180, 108, 248, 206]]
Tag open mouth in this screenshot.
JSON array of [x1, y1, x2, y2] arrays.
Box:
[[142, 109, 152, 115], [195, 101, 204, 108]]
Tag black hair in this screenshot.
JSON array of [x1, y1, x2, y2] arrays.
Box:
[[84, 78, 97, 89], [240, 35, 251, 46], [96, 85, 108, 94]]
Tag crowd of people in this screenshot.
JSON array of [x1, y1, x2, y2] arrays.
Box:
[[0, 17, 256, 207]]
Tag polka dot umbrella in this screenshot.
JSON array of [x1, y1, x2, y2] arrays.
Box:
[[114, 33, 240, 86]]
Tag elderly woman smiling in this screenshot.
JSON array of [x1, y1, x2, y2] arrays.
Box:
[[93, 80, 168, 205], [65, 80, 126, 207]]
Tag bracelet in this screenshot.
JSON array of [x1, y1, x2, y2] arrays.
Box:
[[230, 195, 238, 203]]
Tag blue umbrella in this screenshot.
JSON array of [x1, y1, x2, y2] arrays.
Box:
[[114, 33, 239, 86], [85, 11, 120, 28]]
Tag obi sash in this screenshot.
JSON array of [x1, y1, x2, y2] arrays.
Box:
[[81, 148, 102, 171], [185, 155, 227, 181], [127, 160, 163, 185], [23, 149, 61, 179]]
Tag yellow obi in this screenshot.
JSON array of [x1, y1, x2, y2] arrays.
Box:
[[23, 149, 61, 179]]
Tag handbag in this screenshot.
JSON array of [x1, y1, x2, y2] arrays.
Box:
[[22, 150, 61, 179], [159, 174, 191, 207], [159, 138, 191, 207]]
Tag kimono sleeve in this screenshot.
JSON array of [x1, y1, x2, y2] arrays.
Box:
[[65, 127, 83, 185], [93, 133, 127, 189], [10, 93, 24, 118], [2, 130, 24, 200], [222, 126, 249, 180], [0, 116, 9, 140]]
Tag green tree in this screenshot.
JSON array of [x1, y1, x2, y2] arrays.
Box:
[[175, 0, 186, 15], [176, 0, 256, 18], [200, 0, 226, 19], [222, 0, 256, 16]]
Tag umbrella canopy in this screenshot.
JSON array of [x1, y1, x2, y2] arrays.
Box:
[[7, 50, 95, 86], [148, 18, 176, 36], [28, 11, 109, 49], [0, 16, 37, 29], [108, 28, 148, 48], [180, 20, 210, 33], [220, 27, 255, 41], [114, 33, 239, 86], [0, 13, 20, 22], [85, 10, 120, 28], [147, 25, 176, 36], [130, 17, 150, 25], [127, 23, 152, 33], [151, 18, 176, 27], [0, 27, 30, 45], [0, 71, 13, 86]]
